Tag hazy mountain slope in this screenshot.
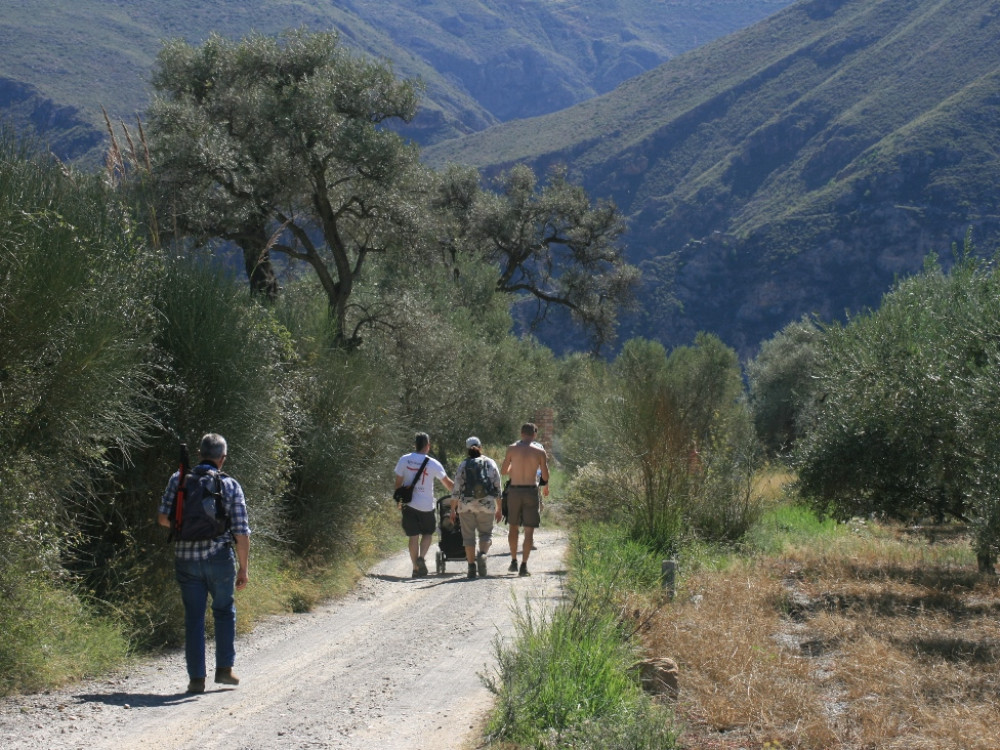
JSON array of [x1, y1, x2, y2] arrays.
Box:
[[425, 0, 1000, 355], [0, 0, 791, 162]]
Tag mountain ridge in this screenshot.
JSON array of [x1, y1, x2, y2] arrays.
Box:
[[0, 0, 790, 162], [425, 0, 1000, 355]]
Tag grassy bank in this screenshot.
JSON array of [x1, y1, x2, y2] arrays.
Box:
[[483, 521, 679, 749], [482, 471, 1000, 749], [0, 505, 405, 696]]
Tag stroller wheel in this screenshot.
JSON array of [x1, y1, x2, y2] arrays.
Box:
[[435, 549, 445, 574]]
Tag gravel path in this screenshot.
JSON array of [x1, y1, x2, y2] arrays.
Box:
[[0, 528, 567, 750]]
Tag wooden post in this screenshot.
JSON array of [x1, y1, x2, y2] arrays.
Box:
[[662, 558, 677, 600]]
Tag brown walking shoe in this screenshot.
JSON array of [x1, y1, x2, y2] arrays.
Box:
[[215, 667, 240, 686], [186, 678, 206, 694]]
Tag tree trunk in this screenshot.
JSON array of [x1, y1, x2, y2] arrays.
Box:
[[236, 226, 279, 302]]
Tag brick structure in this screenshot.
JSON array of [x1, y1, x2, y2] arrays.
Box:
[[534, 407, 555, 458]]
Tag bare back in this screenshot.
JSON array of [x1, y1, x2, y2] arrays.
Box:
[[501, 440, 548, 485]]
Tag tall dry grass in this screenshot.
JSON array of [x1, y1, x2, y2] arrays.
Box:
[[645, 519, 1000, 749]]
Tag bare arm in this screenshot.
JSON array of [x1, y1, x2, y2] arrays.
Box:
[[233, 534, 250, 591], [500, 447, 512, 477]]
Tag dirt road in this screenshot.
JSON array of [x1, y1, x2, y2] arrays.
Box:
[[0, 528, 566, 750]]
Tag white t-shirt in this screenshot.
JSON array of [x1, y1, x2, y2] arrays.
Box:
[[394, 452, 448, 512]]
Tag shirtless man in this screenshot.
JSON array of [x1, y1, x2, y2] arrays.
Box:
[[500, 422, 549, 577]]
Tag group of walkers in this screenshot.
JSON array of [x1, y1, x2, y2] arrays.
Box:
[[393, 422, 550, 580], [157, 423, 548, 694]]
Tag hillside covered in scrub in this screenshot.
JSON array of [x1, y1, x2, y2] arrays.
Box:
[[427, 0, 1000, 355], [0, 0, 790, 163]]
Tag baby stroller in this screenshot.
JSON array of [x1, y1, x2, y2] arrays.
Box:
[[434, 495, 466, 573]]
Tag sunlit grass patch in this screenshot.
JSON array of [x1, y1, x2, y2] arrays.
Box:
[[485, 594, 678, 749], [0, 574, 128, 696]]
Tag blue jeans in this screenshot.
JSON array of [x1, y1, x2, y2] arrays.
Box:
[[175, 546, 237, 679]]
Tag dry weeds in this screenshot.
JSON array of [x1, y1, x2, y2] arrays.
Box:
[[643, 521, 1000, 749]]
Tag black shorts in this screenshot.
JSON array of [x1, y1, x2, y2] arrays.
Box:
[[401, 505, 436, 537]]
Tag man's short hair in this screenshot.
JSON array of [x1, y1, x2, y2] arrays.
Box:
[[415, 432, 430, 451], [200, 433, 227, 461], [520, 422, 537, 437]]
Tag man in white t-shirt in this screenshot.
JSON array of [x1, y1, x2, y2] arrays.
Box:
[[394, 432, 454, 578]]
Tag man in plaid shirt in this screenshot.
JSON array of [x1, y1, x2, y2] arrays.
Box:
[[158, 433, 251, 694]]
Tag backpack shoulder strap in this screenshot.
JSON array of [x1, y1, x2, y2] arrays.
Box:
[[410, 456, 430, 488]]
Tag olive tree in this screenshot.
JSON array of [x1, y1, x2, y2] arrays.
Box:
[[746, 315, 823, 457], [794, 251, 1000, 570], [147, 29, 425, 347], [437, 163, 639, 353]]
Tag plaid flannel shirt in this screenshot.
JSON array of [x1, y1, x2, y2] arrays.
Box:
[[159, 463, 251, 561]]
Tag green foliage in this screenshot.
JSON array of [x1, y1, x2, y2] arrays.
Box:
[[793, 249, 1000, 567], [0, 133, 160, 474], [568, 522, 665, 596], [153, 257, 292, 515], [0, 131, 161, 685], [273, 286, 403, 556], [443, 162, 639, 352], [742, 501, 843, 556], [747, 315, 823, 456], [485, 595, 675, 749], [0, 563, 127, 695], [485, 519, 677, 748], [148, 28, 425, 345], [563, 334, 764, 551]]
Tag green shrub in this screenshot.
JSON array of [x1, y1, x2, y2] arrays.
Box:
[[561, 335, 763, 551], [793, 249, 1000, 568], [485, 597, 662, 748], [0, 562, 127, 696], [746, 316, 823, 457], [559, 462, 624, 524], [485, 522, 678, 748]]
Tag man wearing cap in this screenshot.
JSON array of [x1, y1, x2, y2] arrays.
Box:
[[449, 437, 503, 579]]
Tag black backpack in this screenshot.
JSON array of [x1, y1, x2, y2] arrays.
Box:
[[464, 456, 497, 499], [173, 465, 230, 541]]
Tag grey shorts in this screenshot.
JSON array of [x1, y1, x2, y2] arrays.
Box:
[[506, 485, 540, 528], [457, 501, 495, 547]]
